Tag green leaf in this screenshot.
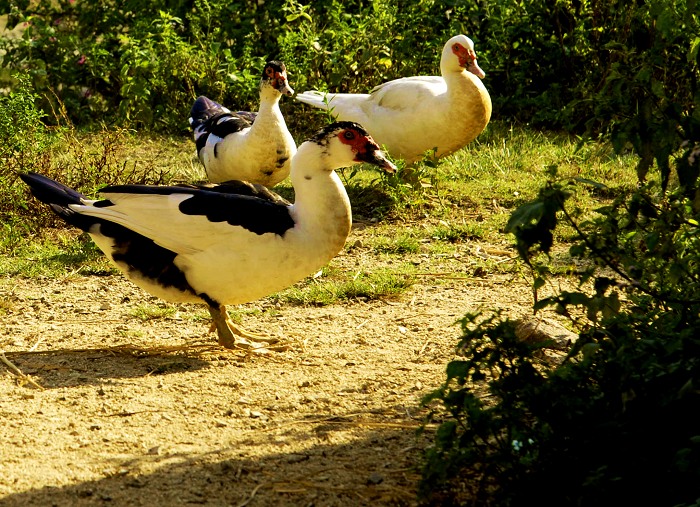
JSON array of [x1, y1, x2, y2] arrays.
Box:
[[533, 276, 545, 291], [645, 231, 660, 251], [573, 177, 607, 189], [505, 202, 545, 233], [445, 361, 470, 382], [689, 37, 700, 64]]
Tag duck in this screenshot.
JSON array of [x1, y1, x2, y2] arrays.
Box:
[[189, 60, 297, 187], [295, 35, 492, 165], [20, 122, 395, 351]]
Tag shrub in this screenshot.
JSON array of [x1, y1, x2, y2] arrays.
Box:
[[0, 73, 177, 251], [0, 73, 55, 248]]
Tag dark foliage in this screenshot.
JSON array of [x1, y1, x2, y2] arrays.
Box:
[[8, 0, 696, 135]]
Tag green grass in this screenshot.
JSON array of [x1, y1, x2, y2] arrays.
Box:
[[369, 233, 422, 255], [130, 304, 178, 321], [0, 230, 113, 277], [273, 266, 416, 306]]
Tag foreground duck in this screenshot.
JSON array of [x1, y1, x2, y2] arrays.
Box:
[[296, 35, 492, 164], [21, 122, 395, 350], [189, 60, 296, 187]]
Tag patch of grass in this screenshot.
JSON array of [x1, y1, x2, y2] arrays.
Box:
[[370, 233, 421, 255], [190, 309, 214, 323], [320, 123, 638, 237], [0, 121, 640, 288], [0, 231, 112, 277], [130, 304, 178, 321], [116, 329, 146, 339], [0, 219, 34, 254], [5, 124, 191, 233], [274, 266, 415, 306], [0, 298, 16, 315], [224, 307, 262, 325], [428, 222, 486, 243]]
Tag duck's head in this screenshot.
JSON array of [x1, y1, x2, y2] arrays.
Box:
[[306, 122, 396, 173], [261, 60, 294, 96], [444, 34, 485, 79]]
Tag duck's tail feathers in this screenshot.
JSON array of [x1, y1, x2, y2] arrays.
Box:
[[19, 172, 99, 232], [188, 96, 230, 130], [294, 91, 335, 110]]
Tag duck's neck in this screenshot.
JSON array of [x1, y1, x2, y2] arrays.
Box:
[[445, 69, 490, 103], [251, 88, 285, 130], [289, 145, 352, 253]]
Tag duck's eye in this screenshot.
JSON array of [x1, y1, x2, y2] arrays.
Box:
[[343, 130, 356, 140], [265, 67, 274, 77]]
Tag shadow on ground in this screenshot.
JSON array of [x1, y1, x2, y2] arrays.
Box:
[[0, 422, 426, 506], [4, 347, 215, 388]]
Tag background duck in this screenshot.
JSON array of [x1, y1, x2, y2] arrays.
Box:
[[21, 122, 395, 351], [189, 60, 296, 187], [295, 35, 492, 165]]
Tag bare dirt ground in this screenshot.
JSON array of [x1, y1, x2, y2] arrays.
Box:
[[0, 222, 536, 506]]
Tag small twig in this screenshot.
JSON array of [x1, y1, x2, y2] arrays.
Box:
[[236, 483, 265, 507], [395, 313, 432, 322], [414, 272, 470, 280], [417, 337, 433, 356], [0, 352, 44, 390], [28, 335, 45, 352], [355, 318, 370, 329], [104, 410, 162, 418], [0, 352, 25, 376]]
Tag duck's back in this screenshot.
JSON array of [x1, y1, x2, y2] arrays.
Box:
[[358, 73, 491, 163]]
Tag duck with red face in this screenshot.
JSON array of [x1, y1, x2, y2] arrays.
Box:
[[296, 35, 492, 165]]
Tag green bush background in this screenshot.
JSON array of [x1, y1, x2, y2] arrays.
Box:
[[3, 0, 697, 139]]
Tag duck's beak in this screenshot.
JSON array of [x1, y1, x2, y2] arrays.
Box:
[[275, 72, 294, 96], [357, 147, 396, 173], [280, 82, 294, 97], [467, 59, 486, 79]]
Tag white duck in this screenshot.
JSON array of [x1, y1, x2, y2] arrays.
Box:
[[189, 60, 297, 187], [296, 35, 492, 164], [21, 122, 395, 350]]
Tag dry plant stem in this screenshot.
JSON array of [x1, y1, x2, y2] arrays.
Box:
[[28, 335, 44, 352], [0, 351, 44, 389], [236, 483, 265, 507]]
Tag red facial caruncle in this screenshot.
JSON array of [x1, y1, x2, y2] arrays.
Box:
[[337, 128, 373, 156], [451, 43, 476, 67], [337, 127, 396, 172], [265, 65, 292, 94], [452, 42, 485, 79]]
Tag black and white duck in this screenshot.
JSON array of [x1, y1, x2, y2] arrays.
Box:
[[21, 122, 395, 350], [189, 60, 297, 187]]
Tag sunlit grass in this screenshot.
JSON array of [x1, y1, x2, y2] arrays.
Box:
[[0, 230, 113, 277], [130, 303, 178, 321], [370, 233, 421, 254], [273, 266, 416, 306]]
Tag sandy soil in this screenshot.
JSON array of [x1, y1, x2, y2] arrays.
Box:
[[0, 222, 535, 506]]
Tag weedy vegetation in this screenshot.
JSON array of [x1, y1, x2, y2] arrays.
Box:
[[273, 266, 417, 306], [130, 304, 179, 322]]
